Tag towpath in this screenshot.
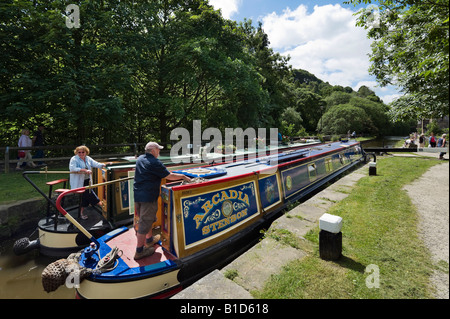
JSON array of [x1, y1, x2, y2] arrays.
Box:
[[172, 152, 449, 299]]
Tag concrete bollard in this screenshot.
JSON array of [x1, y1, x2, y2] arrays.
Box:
[[369, 162, 377, 176], [319, 213, 343, 261]]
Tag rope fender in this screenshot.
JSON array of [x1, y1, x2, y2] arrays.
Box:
[[41, 247, 122, 293]]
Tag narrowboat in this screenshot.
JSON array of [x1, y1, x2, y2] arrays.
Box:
[[45, 140, 366, 298], [15, 141, 318, 257]]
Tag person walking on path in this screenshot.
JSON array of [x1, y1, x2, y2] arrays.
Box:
[[16, 128, 36, 170], [32, 124, 46, 165], [429, 132, 437, 147], [419, 133, 425, 148]]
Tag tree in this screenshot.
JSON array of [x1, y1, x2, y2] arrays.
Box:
[[1, 0, 133, 145], [325, 91, 352, 108], [291, 87, 326, 133], [349, 96, 389, 135], [345, 0, 449, 121], [319, 104, 372, 135], [121, 1, 270, 145], [241, 21, 293, 128], [280, 107, 303, 136]]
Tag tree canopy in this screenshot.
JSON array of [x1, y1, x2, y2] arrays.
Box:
[[1, 0, 422, 148], [344, 0, 449, 121]]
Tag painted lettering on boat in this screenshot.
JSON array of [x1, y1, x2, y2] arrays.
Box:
[[199, 190, 249, 222], [202, 208, 248, 235], [181, 181, 259, 246]]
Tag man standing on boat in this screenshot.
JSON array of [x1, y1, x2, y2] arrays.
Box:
[[133, 141, 191, 260]]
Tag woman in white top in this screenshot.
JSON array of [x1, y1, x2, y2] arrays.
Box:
[[69, 145, 106, 219], [16, 129, 36, 170]]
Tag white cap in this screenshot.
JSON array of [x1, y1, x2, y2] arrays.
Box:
[[145, 142, 164, 151], [319, 213, 343, 234]]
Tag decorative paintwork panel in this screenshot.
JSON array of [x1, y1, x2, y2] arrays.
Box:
[[258, 174, 281, 211], [180, 181, 259, 247]]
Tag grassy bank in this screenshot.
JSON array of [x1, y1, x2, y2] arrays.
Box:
[[254, 156, 442, 299], [0, 167, 69, 204]]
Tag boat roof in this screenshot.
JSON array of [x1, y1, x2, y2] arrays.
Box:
[[170, 140, 359, 190], [118, 140, 321, 164]]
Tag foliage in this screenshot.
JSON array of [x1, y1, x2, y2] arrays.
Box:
[[280, 107, 302, 136], [320, 104, 372, 135], [1, 0, 294, 146], [344, 0, 449, 121], [426, 121, 443, 136], [315, 85, 392, 136], [1, 0, 425, 147]]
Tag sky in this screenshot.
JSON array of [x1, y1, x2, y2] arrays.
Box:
[[209, 0, 402, 104]]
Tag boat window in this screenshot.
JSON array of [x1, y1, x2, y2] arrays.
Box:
[[339, 153, 347, 164], [308, 163, 317, 181], [325, 158, 333, 173]]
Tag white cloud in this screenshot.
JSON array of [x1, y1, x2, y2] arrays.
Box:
[[209, 0, 242, 19], [261, 4, 401, 101], [262, 5, 356, 49]]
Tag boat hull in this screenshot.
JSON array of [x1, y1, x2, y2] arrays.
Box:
[[37, 224, 111, 257], [75, 211, 268, 299], [76, 268, 182, 299]]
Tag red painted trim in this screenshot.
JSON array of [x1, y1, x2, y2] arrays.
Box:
[[55, 187, 86, 216], [172, 172, 255, 191], [151, 286, 183, 299]]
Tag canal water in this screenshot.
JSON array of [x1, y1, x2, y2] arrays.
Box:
[[0, 239, 75, 299], [361, 136, 403, 148]]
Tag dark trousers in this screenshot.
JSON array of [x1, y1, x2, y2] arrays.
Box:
[[81, 179, 100, 207]]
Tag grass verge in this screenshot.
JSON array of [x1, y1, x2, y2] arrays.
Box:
[[0, 166, 69, 204], [253, 156, 442, 299]]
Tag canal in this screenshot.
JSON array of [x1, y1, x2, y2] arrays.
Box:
[[362, 136, 403, 148], [0, 238, 75, 299]]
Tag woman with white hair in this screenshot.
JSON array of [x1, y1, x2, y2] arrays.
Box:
[[69, 145, 106, 219]]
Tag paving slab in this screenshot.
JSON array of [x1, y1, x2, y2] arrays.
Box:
[[172, 269, 253, 299], [221, 237, 306, 292], [332, 171, 366, 188], [272, 214, 315, 238], [302, 195, 334, 211], [314, 188, 351, 203], [288, 203, 327, 223]]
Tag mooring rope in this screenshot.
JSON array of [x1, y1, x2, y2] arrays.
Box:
[[95, 246, 122, 273]]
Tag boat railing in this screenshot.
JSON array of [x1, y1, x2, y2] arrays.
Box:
[[54, 176, 136, 250], [55, 187, 101, 251], [22, 170, 76, 225], [23, 169, 135, 242]]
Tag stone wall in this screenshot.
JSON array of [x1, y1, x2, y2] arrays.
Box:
[[0, 198, 46, 240]]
